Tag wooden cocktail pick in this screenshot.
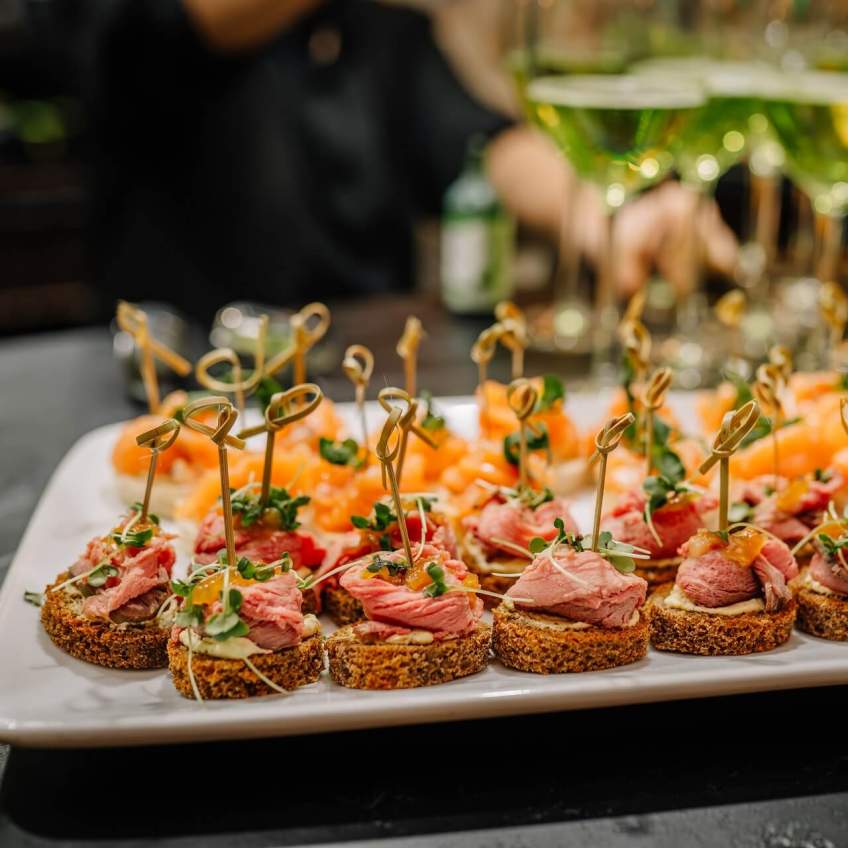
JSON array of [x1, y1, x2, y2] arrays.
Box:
[[195, 314, 269, 416], [506, 378, 539, 492], [134, 418, 180, 522], [238, 383, 323, 506], [768, 344, 793, 382], [116, 301, 192, 414], [753, 363, 786, 490], [589, 413, 635, 552], [396, 316, 424, 400], [264, 302, 331, 385], [715, 289, 746, 329], [377, 387, 437, 486], [182, 396, 245, 567], [342, 344, 374, 449], [820, 282, 848, 369], [642, 367, 672, 477], [471, 323, 503, 404], [495, 301, 527, 380], [375, 406, 414, 567], [699, 400, 760, 533], [623, 288, 646, 324], [619, 318, 652, 385], [841, 397, 848, 440]]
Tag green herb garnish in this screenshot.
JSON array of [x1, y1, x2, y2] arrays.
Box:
[[535, 375, 565, 412], [130, 503, 159, 525], [817, 533, 848, 559], [319, 437, 363, 467], [503, 423, 550, 466], [814, 468, 833, 483], [86, 563, 119, 588], [351, 502, 397, 533], [366, 555, 408, 576], [728, 502, 754, 524], [112, 527, 154, 548], [528, 517, 582, 554], [642, 445, 688, 521], [256, 375, 284, 412], [597, 531, 637, 574], [23, 590, 43, 607], [422, 562, 449, 598], [232, 486, 309, 530], [420, 390, 446, 432], [205, 588, 250, 641], [522, 487, 554, 510]]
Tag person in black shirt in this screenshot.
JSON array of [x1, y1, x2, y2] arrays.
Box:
[[87, 0, 737, 320]]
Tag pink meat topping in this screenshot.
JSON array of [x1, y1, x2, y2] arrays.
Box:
[[809, 551, 848, 596], [506, 548, 647, 629], [193, 511, 326, 570], [752, 472, 843, 545], [676, 538, 798, 612], [464, 496, 578, 555], [604, 491, 717, 560], [339, 544, 482, 637], [82, 538, 175, 620], [237, 571, 306, 649]]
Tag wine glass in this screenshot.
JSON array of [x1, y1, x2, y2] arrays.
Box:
[[525, 73, 705, 380]]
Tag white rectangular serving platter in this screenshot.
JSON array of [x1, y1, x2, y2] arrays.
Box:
[[0, 393, 846, 748]]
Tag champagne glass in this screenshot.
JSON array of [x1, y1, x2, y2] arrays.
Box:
[[525, 73, 704, 380], [764, 70, 848, 289]]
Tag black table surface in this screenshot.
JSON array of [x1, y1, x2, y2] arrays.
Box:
[[1, 295, 846, 848]]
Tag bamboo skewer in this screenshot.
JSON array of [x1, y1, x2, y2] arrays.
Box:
[[589, 413, 635, 551], [377, 387, 437, 486], [753, 363, 786, 492], [396, 316, 424, 400], [375, 407, 414, 566], [495, 301, 527, 380], [134, 418, 180, 521], [342, 344, 374, 450], [699, 400, 760, 533], [642, 367, 672, 478], [238, 384, 323, 505], [182, 397, 246, 567], [264, 302, 331, 385], [471, 324, 503, 417], [195, 314, 268, 417], [116, 301, 192, 414], [506, 378, 538, 491], [820, 282, 848, 370]]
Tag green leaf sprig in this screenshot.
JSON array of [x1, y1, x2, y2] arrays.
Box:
[[642, 447, 688, 520], [503, 423, 550, 466], [351, 502, 397, 533], [420, 390, 446, 432], [535, 375, 565, 412], [319, 437, 364, 467], [528, 517, 582, 554], [422, 562, 449, 598], [366, 554, 409, 577], [231, 485, 309, 530], [86, 562, 120, 588], [596, 531, 637, 574], [204, 588, 250, 641], [23, 590, 43, 607]]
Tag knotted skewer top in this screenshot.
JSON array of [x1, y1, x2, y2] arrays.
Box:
[[264, 302, 331, 381], [698, 400, 760, 475], [840, 397, 848, 439], [116, 301, 192, 414], [821, 281, 848, 340], [377, 387, 437, 449], [181, 396, 245, 449], [768, 345, 793, 382], [396, 316, 424, 399], [714, 289, 746, 329], [471, 324, 503, 371], [195, 314, 268, 413], [495, 301, 527, 379], [506, 377, 537, 423], [619, 318, 651, 380], [643, 367, 672, 413], [237, 383, 323, 440], [623, 288, 646, 324], [342, 344, 374, 392], [591, 412, 635, 464], [135, 417, 181, 453], [375, 406, 415, 565], [752, 363, 784, 420]]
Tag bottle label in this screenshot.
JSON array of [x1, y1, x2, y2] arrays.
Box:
[[441, 220, 490, 311]]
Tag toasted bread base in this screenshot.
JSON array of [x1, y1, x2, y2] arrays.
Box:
[[635, 557, 680, 589], [794, 583, 848, 641], [648, 583, 796, 655], [492, 605, 648, 673], [168, 634, 324, 699], [326, 623, 491, 689], [323, 585, 364, 626], [40, 572, 169, 670]]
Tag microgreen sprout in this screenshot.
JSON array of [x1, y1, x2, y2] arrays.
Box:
[[231, 485, 309, 530], [420, 390, 446, 432], [503, 424, 550, 466], [319, 437, 364, 467], [422, 562, 449, 598]]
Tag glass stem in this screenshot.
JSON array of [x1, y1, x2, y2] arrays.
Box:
[[815, 212, 843, 284], [592, 206, 619, 382]]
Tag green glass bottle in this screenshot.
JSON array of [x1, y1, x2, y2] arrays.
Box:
[[440, 136, 514, 314]]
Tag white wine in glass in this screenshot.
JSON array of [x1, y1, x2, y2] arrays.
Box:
[[526, 73, 704, 379]]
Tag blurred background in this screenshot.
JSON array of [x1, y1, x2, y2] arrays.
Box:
[[0, 0, 846, 388]]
